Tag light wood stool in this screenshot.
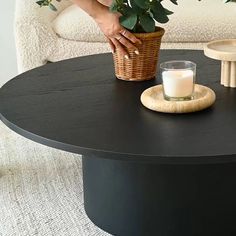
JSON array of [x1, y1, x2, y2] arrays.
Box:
[[204, 39, 236, 88]]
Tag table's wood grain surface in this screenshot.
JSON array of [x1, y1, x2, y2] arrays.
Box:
[[1, 50, 235, 163]]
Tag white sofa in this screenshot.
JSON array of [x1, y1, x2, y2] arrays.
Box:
[[15, 0, 236, 73]]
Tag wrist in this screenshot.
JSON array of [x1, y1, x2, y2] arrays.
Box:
[[89, 2, 109, 20], [73, 0, 109, 20]]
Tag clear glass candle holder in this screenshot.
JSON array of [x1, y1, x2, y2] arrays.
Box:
[[160, 61, 196, 101]]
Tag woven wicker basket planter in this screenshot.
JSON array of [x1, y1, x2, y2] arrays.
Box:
[[113, 27, 165, 81]]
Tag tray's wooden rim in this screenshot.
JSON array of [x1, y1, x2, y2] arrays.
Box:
[[140, 84, 216, 114], [204, 39, 236, 61]]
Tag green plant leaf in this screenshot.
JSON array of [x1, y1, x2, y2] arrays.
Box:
[[36, 0, 50, 6], [109, 1, 119, 12], [36, 0, 45, 6], [139, 13, 155, 33], [122, 5, 135, 15], [164, 8, 174, 15], [120, 14, 138, 30], [170, 0, 178, 5], [133, 0, 149, 9], [49, 3, 57, 11], [129, 0, 145, 14], [150, 1, 169, 24]]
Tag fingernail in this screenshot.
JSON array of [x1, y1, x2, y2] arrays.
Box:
[[124, 55, 129, 60], [134, 50, 139, 55]]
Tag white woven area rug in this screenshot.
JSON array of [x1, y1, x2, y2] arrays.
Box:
[[0, 121, 110, 236]]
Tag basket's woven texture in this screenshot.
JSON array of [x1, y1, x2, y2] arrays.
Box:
[[113, 27, 165, 81]]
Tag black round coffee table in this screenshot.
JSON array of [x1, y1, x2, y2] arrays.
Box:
[[1, 50, 236, 236]]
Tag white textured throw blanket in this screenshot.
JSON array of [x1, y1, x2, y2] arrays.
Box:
[[0, 122, 110, 236]]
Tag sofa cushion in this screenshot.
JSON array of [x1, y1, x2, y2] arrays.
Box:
[[163, 0, 236, 42], [52, 5, 106, 43], [52, 1, 236, 43]]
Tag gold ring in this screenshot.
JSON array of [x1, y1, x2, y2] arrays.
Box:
[[115, 35, 122, 41], [121, 30, 127, 36]]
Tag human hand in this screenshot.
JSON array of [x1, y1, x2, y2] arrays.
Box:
[[94, 8, 142, 59]]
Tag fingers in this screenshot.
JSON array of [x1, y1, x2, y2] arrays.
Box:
[[107, 37, 115, 53], [117, 35, 139, 55], [107, 27, 142, 58], [120, 29, 142, 45], [110, 38, 129, 59]]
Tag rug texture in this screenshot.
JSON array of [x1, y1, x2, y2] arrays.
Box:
[[0, 121, 110, 236]]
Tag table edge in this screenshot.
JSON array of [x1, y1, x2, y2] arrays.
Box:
[[1, 113, 236, 165]]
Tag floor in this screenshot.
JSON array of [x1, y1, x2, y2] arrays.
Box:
[[0, 121, 110, 236]]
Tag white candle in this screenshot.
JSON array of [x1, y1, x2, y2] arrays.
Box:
[[162, 70, 194, 98]]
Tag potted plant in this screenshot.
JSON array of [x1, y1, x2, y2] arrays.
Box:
[[109, 0, 175, 81], [36, 0, 232, 81]]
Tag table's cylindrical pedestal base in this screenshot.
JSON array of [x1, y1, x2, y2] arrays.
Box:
[[83, 156, 236, 236], [221, 61, 236, 87]]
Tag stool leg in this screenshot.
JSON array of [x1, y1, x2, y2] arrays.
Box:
[[221, 61, 225, 85], [222, 61, 231, 87], [230, 62, 236, 88]]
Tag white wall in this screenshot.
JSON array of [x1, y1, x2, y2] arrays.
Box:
[[0, 1, 18, 88]]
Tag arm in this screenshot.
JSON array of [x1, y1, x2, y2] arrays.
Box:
[[97, 0, 113, 7], [73, 0, 141, 58]]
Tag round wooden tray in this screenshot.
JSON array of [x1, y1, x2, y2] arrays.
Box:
[[140, 84, 216, 114]]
